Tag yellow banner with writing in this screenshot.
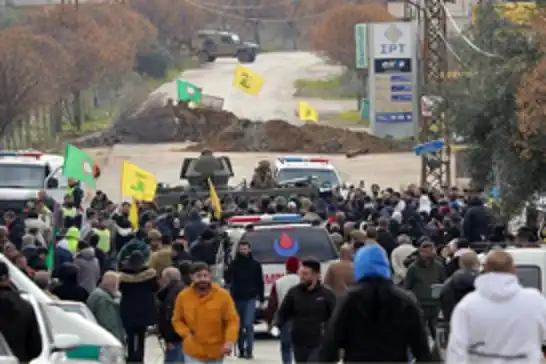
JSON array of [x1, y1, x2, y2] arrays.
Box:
[[120, 161, 157, 201], [232, 65, 264, 96]]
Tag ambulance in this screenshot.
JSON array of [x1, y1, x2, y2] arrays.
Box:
[[218, 214, 339, 322], [0, 151, 69, 216]]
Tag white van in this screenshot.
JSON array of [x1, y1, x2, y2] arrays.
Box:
[[0, 254, 124, 363], [504, 247, 546, 292]]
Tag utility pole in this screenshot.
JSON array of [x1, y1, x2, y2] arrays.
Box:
[[421, 0, 450, 187]]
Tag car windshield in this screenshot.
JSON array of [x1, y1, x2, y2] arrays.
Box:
[[277, 168, 340, 187], [515, 265, 541, 289], [0, 164, 45, 188], [240, 226, 338, 264]]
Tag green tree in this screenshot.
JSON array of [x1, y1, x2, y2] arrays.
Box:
[[444, 3, 540, 215]]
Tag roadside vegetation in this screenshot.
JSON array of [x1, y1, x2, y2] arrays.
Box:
[[0, 1, 207, 150], [443, 4, 546, 214], [295, 4, 394, 103], [294, 76, 356, 99]]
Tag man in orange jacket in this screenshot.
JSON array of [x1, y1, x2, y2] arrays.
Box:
[[172, 262, 239, 363]]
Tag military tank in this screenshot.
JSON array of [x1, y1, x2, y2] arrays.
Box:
[[154, 154, 321, 207]]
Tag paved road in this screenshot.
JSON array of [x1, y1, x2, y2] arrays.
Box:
[[145, 336, 281, 364], [90, 143, 422, 202], [151, 52, 355, 125]]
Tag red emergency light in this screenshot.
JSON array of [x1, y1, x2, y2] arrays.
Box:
[[0, 151, 43, 158], [309, 158, 329, 163], [229, 216, 262, 224]]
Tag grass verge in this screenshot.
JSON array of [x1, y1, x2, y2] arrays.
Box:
[[323, 110, 369, 127], [294, 75, 356, 99]]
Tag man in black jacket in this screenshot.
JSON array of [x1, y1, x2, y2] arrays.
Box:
[[225, 241, 264, 359], [275, 258, 336, 363], [376, 217, 397, 259], [157, 267, 186, 363], [440, 250, 480, 322], [316, 244, 432, 363], [0, 261, 42, 362]]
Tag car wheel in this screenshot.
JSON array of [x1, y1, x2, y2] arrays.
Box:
[[198, 51, 210, 63], [237, 51, 250, 63], [208, 56, 216, 62]]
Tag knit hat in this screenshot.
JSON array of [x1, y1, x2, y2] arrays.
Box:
[[285, 256, 300, 274], [353, 244, 392, 281]]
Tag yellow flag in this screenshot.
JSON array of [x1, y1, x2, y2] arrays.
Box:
[[208, 178, 222, 219], [232, 65, 264, 96], [120, 161, 157, 201], [129, 198, 139, 229], [298, 101, 319, 122]]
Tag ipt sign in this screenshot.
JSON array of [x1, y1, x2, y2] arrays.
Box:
[[371, 22, 415, 59]]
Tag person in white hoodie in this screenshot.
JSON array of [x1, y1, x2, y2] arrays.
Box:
[[390, 234, 417, 285], [446, 250, 546, 364]]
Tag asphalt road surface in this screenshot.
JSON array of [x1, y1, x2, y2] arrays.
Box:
[[152, 52, 355, 125], [145, 335, 281, 364], [90, 143, 422, 202]]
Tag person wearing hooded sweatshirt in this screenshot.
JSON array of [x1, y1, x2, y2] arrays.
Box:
[[52, 235, 74, 278], [119, 251, 158, 362], [51, 263, 89, 303], [225, 240, 264, 359], [316, 244, 432, 363], [184, 209, 207, 244], [0, 261, 42, 362], [462, 196, 492, 243], [117, 237, 150, 270], [74, 241, 101, 293], [65, 225, 80, 254], [446, 250, 546, 364], [265, 256, 300, 364]]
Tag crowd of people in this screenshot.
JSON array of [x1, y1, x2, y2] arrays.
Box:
[[0, 179, 546, 364]]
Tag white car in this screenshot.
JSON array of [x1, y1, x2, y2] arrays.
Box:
[[0, 254, 124, 363], [21, 293, 82, 364], [273, 156, 346, 196], [0, 151, 68, 215], [217, 214, 339, 323]]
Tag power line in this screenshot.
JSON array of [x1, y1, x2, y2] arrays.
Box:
[[183, 0, 332, 22], [442, 2, 503, 59], [437, 31, 469, 68]]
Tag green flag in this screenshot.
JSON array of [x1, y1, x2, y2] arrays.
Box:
[[62, 144, 97, 188], [45, 227, 59, 271], [177, 80, 202, 103]]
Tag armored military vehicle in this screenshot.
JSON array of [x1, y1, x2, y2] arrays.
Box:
[[154, 156, 320, 207], [191, 30, 258, 64]]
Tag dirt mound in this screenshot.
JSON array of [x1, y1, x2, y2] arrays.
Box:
[[76, 101, 408, 154]]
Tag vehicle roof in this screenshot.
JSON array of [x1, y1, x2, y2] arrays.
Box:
[[505, 247, 546, 264], [0, 254, 51, 301], [197, 29, 237, 36], [275, 161, 335, 170], [0, 158, 48, 166]]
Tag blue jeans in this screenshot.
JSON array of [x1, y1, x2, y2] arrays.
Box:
[[164, 342, 184, 363], [234, 299, 256, 356], [280, 321, 293, 364], [183, 354, 223, 364]]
